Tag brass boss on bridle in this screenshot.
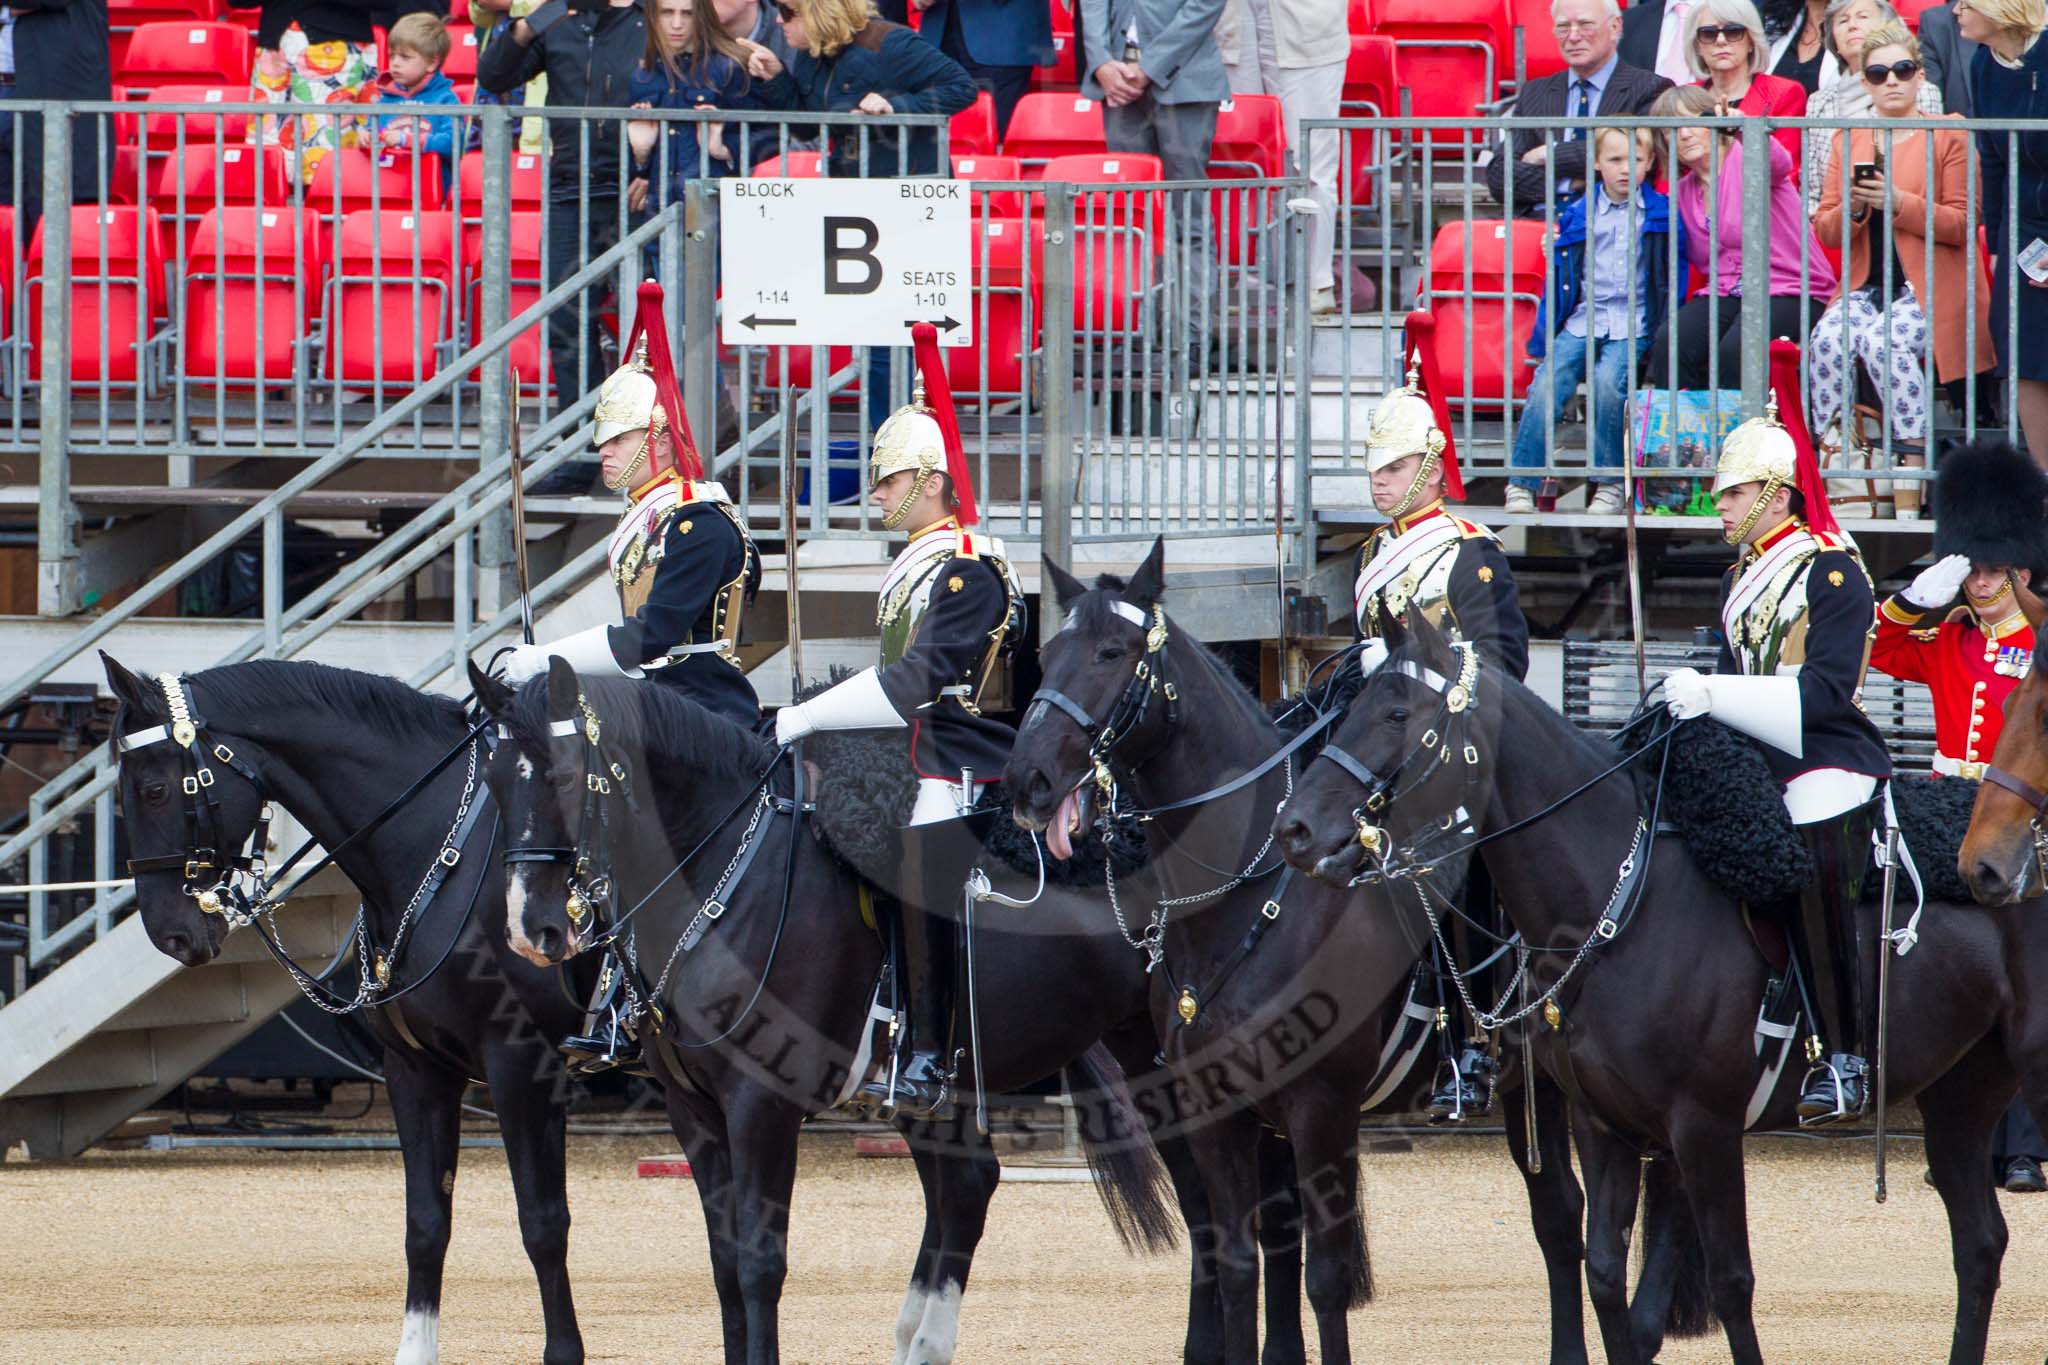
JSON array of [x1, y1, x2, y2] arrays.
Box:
[[1027, 599, 1182, 811], [1312, 642, 1483, 861], [499, 693, 637, 943]]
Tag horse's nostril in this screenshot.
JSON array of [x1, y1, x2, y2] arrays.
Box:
[[1277, 818, 1309, 853], [534, 926, 564, 960]]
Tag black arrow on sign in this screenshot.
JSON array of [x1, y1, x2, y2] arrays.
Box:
[[902, 316, 962, 333], [742, 314, 797, 328]]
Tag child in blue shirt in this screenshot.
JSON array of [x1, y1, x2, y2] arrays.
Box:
[[375, 12, 465, 183], [1507, 125, 1690, 516]]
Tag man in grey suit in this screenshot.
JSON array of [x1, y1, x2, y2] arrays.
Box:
[[1917, 2, 1978, 115], [1081, 0, 1227, 355]]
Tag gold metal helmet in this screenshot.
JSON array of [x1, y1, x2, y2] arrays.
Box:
[[1365, 353, 1448, 477], [870, 375, 947, 530], [1712, 394, 1798, 497], [592, 336, 666, 450]]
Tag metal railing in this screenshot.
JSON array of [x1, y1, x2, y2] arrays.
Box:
[[1308, 109, 2048, 519]]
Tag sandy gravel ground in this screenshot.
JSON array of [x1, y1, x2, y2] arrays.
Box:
[[4, 1121, 2046, 1363]]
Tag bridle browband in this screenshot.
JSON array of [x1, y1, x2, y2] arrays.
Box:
[[1028, 599, 1182, 800], [1310, 644, 1483, 855]]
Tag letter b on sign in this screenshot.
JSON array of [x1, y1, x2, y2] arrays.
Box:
[[823, 216, 881, 295]]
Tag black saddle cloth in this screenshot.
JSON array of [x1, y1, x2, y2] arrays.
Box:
[[1884, 775, 1973, 905]]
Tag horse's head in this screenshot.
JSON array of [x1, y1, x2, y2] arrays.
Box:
[[1961, 583, 2048, 904], [473, 656, 633, 965], [1005, 537, 1175, 860], [1274, 611, 1488, 885], [102, 652, 267, 966]]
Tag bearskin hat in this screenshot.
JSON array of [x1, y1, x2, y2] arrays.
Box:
[[1933, 440, 2048, 579]]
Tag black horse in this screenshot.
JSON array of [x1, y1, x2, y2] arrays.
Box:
[[1275, 609, 2048, 1365], [1002, 541, 1709, 1365], [102, 654, 595, 1365], [473, 657, 1319, 1365]]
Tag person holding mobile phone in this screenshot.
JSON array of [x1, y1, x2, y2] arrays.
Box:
[[1959, 0, 2048, 465], [1808, 22, 1992, 489]]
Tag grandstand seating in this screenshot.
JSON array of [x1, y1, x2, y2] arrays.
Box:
[[950, 92, 999, 157], [1003, 94, 1108, 174], [1509, 0, 1568, 81], [151, 144, 292, 250], [117, 21, 253, 91], [26, 206, 171, 387], [306, 149, 449, 217], [443, 23, 481, 80], [952, 155, 1027, 220], [1035, 32, 1081, 90], [129, 84, 259, 148], [325, 210, 459, 387], [462, 211, 550, 392], [751, 152, 825, 178], [1368, 0, 1513, 151], [1208, 94, 1287, 267], [1413, 218, 1546, 413], [455, 150, 547, 213], [180, 205, 322, 384], [1340, 36, 1400, 209], [950, 210, 1043, 398]]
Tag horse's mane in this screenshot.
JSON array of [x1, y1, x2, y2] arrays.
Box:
[[502, 672, 776, 781], [1078, 573, 1274, 736], [185, 659, 467, 743]]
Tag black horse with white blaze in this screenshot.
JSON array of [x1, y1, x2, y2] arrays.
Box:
[[103, 655, 594, 1365]]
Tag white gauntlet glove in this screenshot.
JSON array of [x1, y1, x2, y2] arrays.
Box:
[[1903, 553, 1972, 611], [497, 625, 638, 684], [1661, 667, 1712, 720], [1662, 668, 1803, 755], [774, 667, 903, 746], [1355, 638, 1390, 674], [775, 702, 816, 747], [498, 641, 551, 685]]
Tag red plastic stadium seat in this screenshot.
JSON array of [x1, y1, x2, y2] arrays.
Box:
[[131, 84, 259, 148], [462, 211, 550, 391], [1416, 218, 1545, 412], [305, 149, 448, 217], [151, 144, 294, 248], [953, 154, 1026, 220], [443, 23, 482, 79], [950, 91, 998, 157], [751, 151, 824, 177], [1509, 0, 1568, 80], [1038, 152, 1164, 233], [948, 216, 1044, 399], [1003, 93, 1107, 174], [1208, 94, 1287, 266], [110, 0, 219, 71], [181, 206, 323, 384], [1340, 36, 1400, 209], [325, 209, 459, 386], [0, 207, 18, 344], [1893, 0, 1944, 26], [118, 21, 254, 91], [1372, 0, 1512, 151], [26, 205, 171, 385], [454, 149, 546, 215], [1032, 32, 1081, 90]]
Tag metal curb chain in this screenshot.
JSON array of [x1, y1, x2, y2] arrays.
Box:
[[1104, 757, 1293, 973], [650, 786, 774, 1005], [272, 742, 481, 1016]]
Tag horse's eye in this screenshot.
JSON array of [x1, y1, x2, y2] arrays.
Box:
[[1096, 646, 1125, 664], [142, 782, 167, 805], [1386, 707, 1411, 724]]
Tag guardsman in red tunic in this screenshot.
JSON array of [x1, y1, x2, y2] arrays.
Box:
[[1871, 439, 2048, 1190]]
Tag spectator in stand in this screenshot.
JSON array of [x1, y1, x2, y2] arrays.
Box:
[[886, 0, 1055, 143], [1685, 0, 1807, 162], [1800, 0, 1942, 213], [1508, 126, 1688, 514], [375, 13, 466, 183], [471, 0, 551, 152], [1960, 0, 2048, 466], [1918, 1, 1978, 111], [1767, 0, 1833, 92], [5, 0, 109, 229], [1647, 83, 1834, 388], [1625, 0, 1801, 83], [480, 0, 646, 485], [1809, 23, 1989, 476], [251, 3, 382, 182], [750, 0, 975, 426], [705, 0, 795, 166], [1217, 0, 1348, 313], [1080, 0, 1229, 360], [1483, 0, 1671, 219]]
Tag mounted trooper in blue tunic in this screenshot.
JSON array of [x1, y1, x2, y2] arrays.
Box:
[[774, 323, 1026, 1119]]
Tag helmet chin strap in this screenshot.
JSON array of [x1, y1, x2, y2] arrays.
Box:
[[602, 417, 670, 493], [1725, 475, 1784, 547], [1382, 450, 1440, 523], [880, 464, 935, 531]]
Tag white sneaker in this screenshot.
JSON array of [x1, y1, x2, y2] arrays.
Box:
[[1587, 485, 1626, 516], [1502, 485, 1536, 514], [1310, 286, 1339, 316]]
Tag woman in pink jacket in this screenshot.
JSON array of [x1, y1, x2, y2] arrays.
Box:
[[1646, 82, 1835, 389]]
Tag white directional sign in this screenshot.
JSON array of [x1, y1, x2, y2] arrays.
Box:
[[720, 177, 973, 348]]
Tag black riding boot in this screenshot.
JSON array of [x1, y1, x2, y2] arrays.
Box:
[[1791, 799, 1878, 1127], [560, 955, 645, 1076], [1427, 869, 1501, 1123], [857, 893, 961, 1120]]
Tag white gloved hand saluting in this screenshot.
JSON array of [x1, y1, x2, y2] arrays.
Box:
[[1662, 667, 1713, 720], [1902, 553, 1973, 611]]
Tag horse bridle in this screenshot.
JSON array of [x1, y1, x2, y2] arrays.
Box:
[[1312, 642, 1483, 859], [120, 673, 279, 921], [498, 692, 636, 944], [1027, 599, 1181, 812], [1979, 760, 2048, 887]]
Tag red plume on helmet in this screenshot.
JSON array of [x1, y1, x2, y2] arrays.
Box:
[[1402, 310, 1466, 501], [623, 280, 704, 482], [909, 321, 977, 527], [1768, 338, 1835, 535]]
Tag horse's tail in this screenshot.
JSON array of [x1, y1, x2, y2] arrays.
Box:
[[1345, 1167, 1375, 1306], [1065, 1043, 1181, 1255], [1642, 1154, 1715, 1338]]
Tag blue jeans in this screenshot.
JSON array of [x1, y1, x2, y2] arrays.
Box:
[[1509, 329, 1644, 493]]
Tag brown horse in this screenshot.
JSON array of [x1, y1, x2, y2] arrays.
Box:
[[1959, 584, 2048, 905]]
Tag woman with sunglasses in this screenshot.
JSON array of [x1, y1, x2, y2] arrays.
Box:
[[1809, 22, 1992, 507], [1684, 0, 1807, 161], [1958, 0, 2048, 467], [1800, 0, 1945, 212]]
